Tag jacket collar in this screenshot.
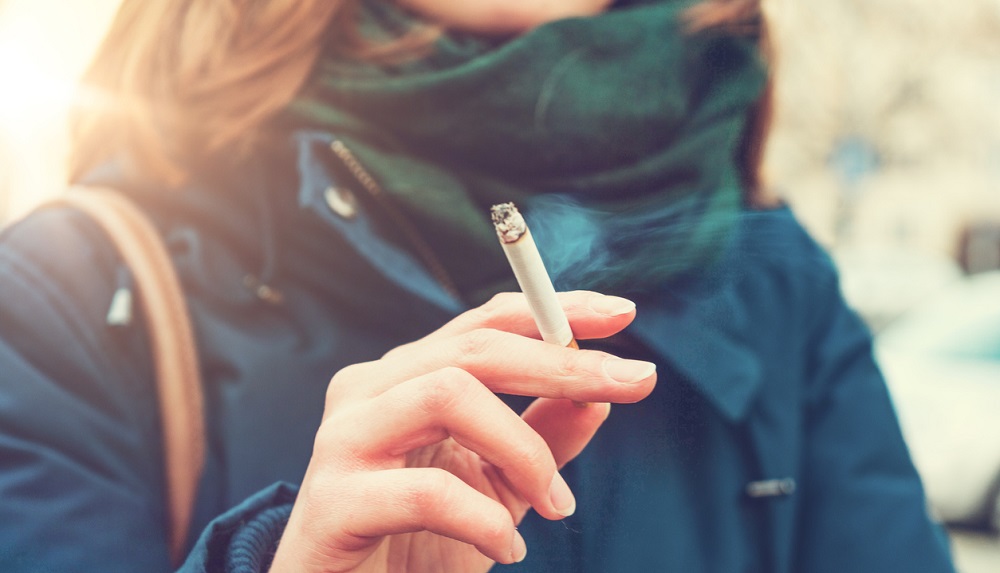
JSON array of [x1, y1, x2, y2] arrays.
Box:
[[629, 249, 764, 424], [293, 131, 464, 314]]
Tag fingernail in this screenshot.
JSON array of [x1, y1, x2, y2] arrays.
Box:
[[549, 472, 576, 517], [602, 358, 656, 384], [511, 529, 528, 563], [589, 295, 636, 316]]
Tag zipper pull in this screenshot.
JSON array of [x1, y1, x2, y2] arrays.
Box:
[[243, 274, 285, 305], [106, 265, 134, 326], [745, 478, 796, 499]]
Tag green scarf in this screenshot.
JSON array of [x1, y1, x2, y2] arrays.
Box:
[[291, 0, 767, 303]]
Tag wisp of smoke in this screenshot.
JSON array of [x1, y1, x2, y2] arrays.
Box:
[[524, 193, 743, 295]]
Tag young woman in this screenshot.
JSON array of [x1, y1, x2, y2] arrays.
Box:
[[0, 1, 955, 572]]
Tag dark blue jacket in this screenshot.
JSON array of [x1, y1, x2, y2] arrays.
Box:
[[0, 132, 954, 572]]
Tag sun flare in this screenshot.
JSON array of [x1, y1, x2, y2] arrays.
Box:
[[0, 0, 120, 220], [0, 31, 77, 138]]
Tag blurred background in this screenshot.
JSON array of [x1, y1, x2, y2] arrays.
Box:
[[767, 2, 1000, 570], [1, 1, 998, 571]]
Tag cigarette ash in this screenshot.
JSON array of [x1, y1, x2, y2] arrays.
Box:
[[490, 202, 528, 244]]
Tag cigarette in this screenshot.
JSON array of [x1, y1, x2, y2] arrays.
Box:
[[490, 202, 578, 350]]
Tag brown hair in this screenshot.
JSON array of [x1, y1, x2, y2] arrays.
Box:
[[70, 0, 771, 193], [70, 0, 436, 186], [685, 0, 775, 205]]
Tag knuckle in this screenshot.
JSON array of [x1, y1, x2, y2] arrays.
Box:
[[484, 292, 517, 313], [480, 514, 510, 547], [469, 292, 517, 327], [331, 362, 364, 383], [326, 362, 368, 405], [324, 383, 345, 411], [407, 468, 453, 512], [454, 328, 500, 359], [416, 367, 475, 413], [380, 342, 410, 360], [313, 414, 359, 462], [298, 487, 346, 538], [513, 435, 553, 471], [554, 350, 583, 381]]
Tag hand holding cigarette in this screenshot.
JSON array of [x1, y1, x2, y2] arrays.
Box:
[[271, 292, 656, 573]]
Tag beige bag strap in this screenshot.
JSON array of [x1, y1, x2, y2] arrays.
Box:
[[53, 187, 205, 566]]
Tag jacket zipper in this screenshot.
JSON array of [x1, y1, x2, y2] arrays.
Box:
[[329, 140, 461, 301]]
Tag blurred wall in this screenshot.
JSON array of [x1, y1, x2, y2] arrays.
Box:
[[766, 0, 1000, 257]]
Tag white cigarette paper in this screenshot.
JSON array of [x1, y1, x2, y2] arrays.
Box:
[[491, 202, 575, 347]]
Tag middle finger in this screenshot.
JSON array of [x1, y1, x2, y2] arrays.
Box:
[[329, 328, 656, 405]]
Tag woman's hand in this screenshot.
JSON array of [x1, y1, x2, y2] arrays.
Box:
[[398, 0, 613, 35], [269, 291, 656, 573]]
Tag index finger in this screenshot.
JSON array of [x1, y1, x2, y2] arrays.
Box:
[[392, 291, 637, 357]]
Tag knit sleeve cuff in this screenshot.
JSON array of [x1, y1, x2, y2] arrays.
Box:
[[224, 503, 294, 573], [179, 482, 297, 573]]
